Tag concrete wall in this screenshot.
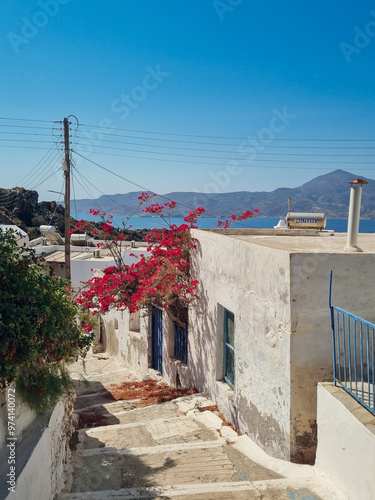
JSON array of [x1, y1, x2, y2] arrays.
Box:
[[0, 394, 75, 500], [316, 382, 375, 500], [186, 230, 375, 464], [100, 308, 149, 376], [0, 387, 36, 448], [187, 229, 292, 460], [290, 252, 375, 463], [96, 228, 375, 466]]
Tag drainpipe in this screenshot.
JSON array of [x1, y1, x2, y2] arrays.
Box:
[[344, 178, 368, 252]]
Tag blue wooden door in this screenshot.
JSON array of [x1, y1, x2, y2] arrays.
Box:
[[151, 307, 163, 373]]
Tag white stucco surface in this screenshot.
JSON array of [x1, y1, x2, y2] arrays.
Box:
[[185, 229, 375, 463], [0, 398, 71, 500], [0, 388, 36, 448], [316, 382, 375, 500], [100, 308, 149, 376]]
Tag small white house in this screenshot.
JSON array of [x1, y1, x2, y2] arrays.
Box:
[[97, 227, 375, 466], [0, 225, 29, 246]]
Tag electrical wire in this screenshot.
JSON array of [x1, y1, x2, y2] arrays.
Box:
[[48, 180, 65, 226], [73, 139, 375, 157], [72, 165, 169, 228], [78, 122, 375, 142], [76, 129, 375, 149], [0, 117, 56, 123], [72, 142, 375, 163], [71, 150, 260, 228], [72, 147, 375, 170]]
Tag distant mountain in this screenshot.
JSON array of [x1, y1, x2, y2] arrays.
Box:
[[70, 169, 375, 219]]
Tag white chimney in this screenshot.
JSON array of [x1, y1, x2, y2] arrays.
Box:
[[344, 178, 368, 252]]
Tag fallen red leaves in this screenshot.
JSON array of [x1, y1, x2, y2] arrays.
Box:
[[108, 379, 196, 406]]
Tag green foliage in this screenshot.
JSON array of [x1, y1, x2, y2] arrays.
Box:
[[31, 215, 46, 227], [16, 364, 72, 414], [0, 229, 93, 411]]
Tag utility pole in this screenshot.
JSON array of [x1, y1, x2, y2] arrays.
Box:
[[63, 117, 71, 281]]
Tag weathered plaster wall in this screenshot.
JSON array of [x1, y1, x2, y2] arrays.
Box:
[[189, 229, 292, 460], [316, 382, 375, 500], [158, 315, 190, 389], [0, 394, 75, 500], [0, 387, 36, 448], [290, 253, 375, 463], [101, 308, 149, 376]]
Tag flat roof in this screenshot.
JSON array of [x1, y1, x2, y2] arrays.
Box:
[[200, 229, 375, 254]]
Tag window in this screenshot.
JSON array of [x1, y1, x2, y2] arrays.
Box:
[[129, 310, 140, 332], [223, 309, 235, 388], [174, 323, 188, 364]]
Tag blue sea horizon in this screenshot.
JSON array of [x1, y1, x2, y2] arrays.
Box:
[[72, 213, 375, 233]]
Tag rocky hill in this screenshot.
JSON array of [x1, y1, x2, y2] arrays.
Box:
[[71, 169, 375, 219], [0, 187, 66, 237]]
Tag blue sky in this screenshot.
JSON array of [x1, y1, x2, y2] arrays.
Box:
[[1, 0, 375, 203]]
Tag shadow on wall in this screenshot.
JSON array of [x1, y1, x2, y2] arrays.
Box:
[[187, 241, 239, 430]]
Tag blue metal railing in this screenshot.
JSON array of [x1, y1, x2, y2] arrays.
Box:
[[329, 271, 375, 416]]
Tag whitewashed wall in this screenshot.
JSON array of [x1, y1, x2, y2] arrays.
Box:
[[289, 252, 375, 463], [316, 382, 375, 500], [0, 395, 75, 500], [185, 229, 375, 463], [188, 229, 292, 460], [100, 308, 149, 376]]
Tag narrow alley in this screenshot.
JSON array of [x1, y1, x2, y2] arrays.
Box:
[[56, 354, 343, 500]]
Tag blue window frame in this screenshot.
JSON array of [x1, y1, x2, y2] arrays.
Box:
[[223, 309, 235, 388], [174, 323, 188, 364]]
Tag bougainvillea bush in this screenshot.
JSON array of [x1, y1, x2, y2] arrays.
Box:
[[76, 194, 258, 329], [0, 229, 93, 412]]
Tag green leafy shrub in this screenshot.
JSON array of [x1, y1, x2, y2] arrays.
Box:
[[16, 364, 73, 414], [0, 229, 93, 412]]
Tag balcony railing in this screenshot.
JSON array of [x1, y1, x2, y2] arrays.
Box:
[[329, 272, 375, 416]]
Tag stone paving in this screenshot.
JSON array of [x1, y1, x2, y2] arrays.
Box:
[[57, 354, 345, 500]]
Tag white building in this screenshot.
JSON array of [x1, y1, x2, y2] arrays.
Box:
[[102, 228, 375, 466], [0, 225, 29, 246]]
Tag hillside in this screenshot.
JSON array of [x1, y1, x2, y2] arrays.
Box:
[[0, 187, 66, 237], [70, 169, 375, 219]]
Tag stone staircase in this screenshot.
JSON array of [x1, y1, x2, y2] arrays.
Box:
[[57, 355, 343, 500]]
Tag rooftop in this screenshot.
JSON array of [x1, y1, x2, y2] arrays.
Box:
[[201, 229, 375, 254]]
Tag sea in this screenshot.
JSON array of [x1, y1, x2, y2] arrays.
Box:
[[73, 213, 375, 233]]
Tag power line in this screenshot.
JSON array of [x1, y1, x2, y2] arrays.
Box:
[[71, 150, 260, 228], [0, 124, 54, 130], [13, 147, 58, 187], [77, 128, 375, 149], [0, 138, 58, 144], [72, 165, 169, 228], [79, 122, 375, 142], [72, 147, 375, 170], [73, 143, 375, 163], [73, 138, 375, 157], [0, 117, 56, 124], [0, 145, 53, 150]]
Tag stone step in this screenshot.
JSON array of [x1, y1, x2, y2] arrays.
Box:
[[58, 478, 324, 499], [78, 416, 219, 449], [75, 396, 210, 427], [66, 442, 283, 494]]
